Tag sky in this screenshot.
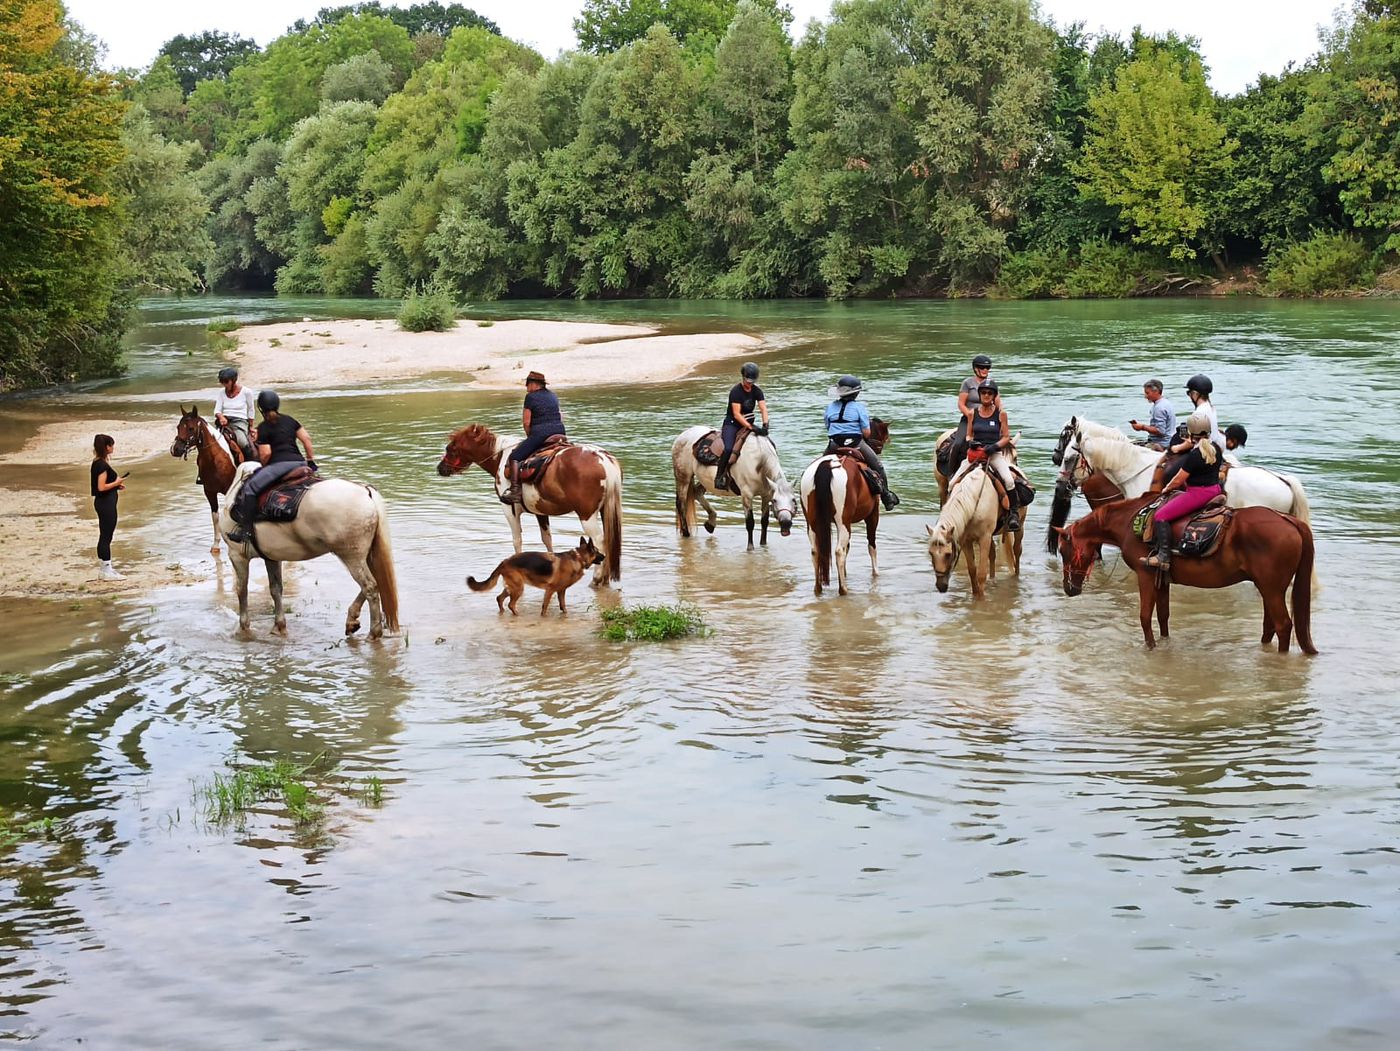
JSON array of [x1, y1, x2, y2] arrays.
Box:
[[64, 0, 1344, 95]]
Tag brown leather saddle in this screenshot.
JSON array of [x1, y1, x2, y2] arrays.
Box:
[[1138, 493, 1232, 557], [256, 465, 323, 522], [218, 424, 248, 465], [516, 434, 572, 484], [694, 427, 750, 466]]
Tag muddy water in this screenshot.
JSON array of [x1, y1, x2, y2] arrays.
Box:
[[3, 296, 1400, 1048]]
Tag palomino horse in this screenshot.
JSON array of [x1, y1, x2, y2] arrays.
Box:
[[1056, 494, 1316, 653], [926, 465, 1022, 597], [220, 462, 400, 638], [799, 419, 890, 596], [437, 423, 623, 585], [171, 406, 239, 554], [933, 426, 1020, 505], [671, 426, 796, 548]]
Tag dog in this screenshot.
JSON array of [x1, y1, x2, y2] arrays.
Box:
[[466, 537, 605, 616]]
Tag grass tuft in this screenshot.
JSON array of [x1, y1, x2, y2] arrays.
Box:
[[359, 775, 385, 807], [599, 604, 708, 642], [475, 319, 494, 327], [195, 757, 325, 828], [206, 318, 239, 333]]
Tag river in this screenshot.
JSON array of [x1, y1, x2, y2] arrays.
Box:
[[3, 295, 1399, 1048]]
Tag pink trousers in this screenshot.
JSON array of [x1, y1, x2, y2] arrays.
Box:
[[1157, 484, 1222, 522]]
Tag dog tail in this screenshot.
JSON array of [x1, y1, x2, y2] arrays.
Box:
[[367, 487, 400, 634], [467, 565, 502, 592], [602, 455, 623, 582]]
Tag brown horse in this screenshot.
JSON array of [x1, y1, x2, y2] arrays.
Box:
[[437, 423, 623, 585], [1056, 494, 1316, 654], [171, 406, 240, 554], [799, 418, 890, 596]]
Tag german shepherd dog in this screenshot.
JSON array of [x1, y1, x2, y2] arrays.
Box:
[[467, 537, 605, 616]]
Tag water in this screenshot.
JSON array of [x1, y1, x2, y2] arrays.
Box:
[[3, 296, 1400, 1048]]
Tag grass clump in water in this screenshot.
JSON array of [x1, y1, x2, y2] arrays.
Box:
[[599, 604, 707, 642], [196, 757, 324, 828], [359, 775, 384, 807], [0, 811, 59, 849], [397, 285, 457, 332], [206, 318, 239, 333]]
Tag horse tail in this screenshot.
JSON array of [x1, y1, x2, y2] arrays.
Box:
[[1277, 473, 1318, 590], [367, 488, 400, 634], [1046, 478, 1073, 554], [467, 567, 501, 592], [812, 459, 835, 585], [672, 448, 694, 537], [603, 456, 623, 582], [1290, 516, 1317, 655]]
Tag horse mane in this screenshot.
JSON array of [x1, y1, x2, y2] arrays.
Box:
[[936, 468, 990, 537], [449, 422, 495, 445], [1079, 433, 1154, 476], [1074, 417, 1129, 442]]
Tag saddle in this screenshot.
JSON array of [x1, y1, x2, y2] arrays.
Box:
[[1136, 493, 1233, 557], [694, 427, 750, 467], [515, 434, 573, 485], [218, 424, 248, 465], [255, 465, 323, 522]]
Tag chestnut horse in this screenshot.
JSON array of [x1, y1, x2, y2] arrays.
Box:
[[1056, 494, 1316, 654], [171, 406, 239, 554], [437, 423, 623, 585], [799, 418, 890, 596]]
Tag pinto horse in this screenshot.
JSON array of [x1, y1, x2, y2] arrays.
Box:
[[1056, 494, 1316, 653], [171, 406, 239, 554], [671, 425, 796, 548], [799, 418, 889, 596], [438, 423, 623, 585]]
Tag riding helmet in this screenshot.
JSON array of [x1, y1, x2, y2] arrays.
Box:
[[218, 366, 239, 383], [978, 379, 1000, 395], [257, 389, 281, 414], [1186, 409, 1213, 436], [741, 362, 760, 381], [1186, 373, 1214, 396], [828, 375, 863, 400], [972, 354, 993, 370]]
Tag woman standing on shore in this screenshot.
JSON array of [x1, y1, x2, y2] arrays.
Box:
[[91, 434, 126, 580]]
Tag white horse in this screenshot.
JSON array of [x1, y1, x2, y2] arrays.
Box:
[[927, 466, 1021, 597], [671, 426, 796, 548], [221, 462, 400, 638]]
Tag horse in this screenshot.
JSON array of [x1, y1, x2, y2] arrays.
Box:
[[926, 465, 1022, 597], [220, 462, 400, 638], [171, 406, 239, 554], [1056, 494, 1316, 653], [1045, 416, 1314, 558], [933, 425, 1020, 505], [671, 426, 796, 548], [437, 423, 623, 585], [799, 418, 890, 596]]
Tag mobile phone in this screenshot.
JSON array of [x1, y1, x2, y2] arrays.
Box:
[[120, 471, 131, 478]]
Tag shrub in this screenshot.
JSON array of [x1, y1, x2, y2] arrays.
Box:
[[1063, 239, 1147, 298], [397, 286, 458, 332], [599, 604, 707, 642], [206, 318, 239, 333], [995, 247, 1071, 298], [1264, 232, 1375, 296]]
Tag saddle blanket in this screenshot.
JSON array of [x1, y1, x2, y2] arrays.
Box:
[[256, 466, 323, 522], [516, 434, 572, 484], [694, 427, 750, 467], [1136, 493, 1233, 558]]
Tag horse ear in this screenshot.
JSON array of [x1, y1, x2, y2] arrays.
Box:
[[1052, 525, 1067, 535], [925, 524, 933, 535]]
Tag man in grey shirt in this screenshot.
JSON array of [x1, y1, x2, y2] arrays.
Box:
[[1131, 379, 1177, 450]]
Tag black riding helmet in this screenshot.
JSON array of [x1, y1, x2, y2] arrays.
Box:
[[218, 366, 238, 383], [978, 379, 1000, 395], [257, 389, 280, 414], [972, 354, 992, 369], [1186, 373, 1214, 397], [740, 362, 759, 381]]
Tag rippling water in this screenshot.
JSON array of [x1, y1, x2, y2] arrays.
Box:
[[3, 296, 1400, 1048]]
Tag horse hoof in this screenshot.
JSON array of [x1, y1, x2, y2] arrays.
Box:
[[346, 621, 360, 636], [275, 623, 288, 635], [210, 545, 220, 555], [703, 523, 715, 534], [369, 629, 383, 640]]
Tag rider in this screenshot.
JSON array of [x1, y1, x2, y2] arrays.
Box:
[[1130, 378, 1177, 451], [1142, 409, 1223, 570], [225, 390, 317, 545], [714, 362, 768, 491], [1153, 373, 1222, 490], [213, 366, 257, 462], [823, 375, 899, 510], [1224, 423, 1248, 464], [968, 379, 1021, 531], [502, 370, 566, 505], [948, 354, 1003, 477]]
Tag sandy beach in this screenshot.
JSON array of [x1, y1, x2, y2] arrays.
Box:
[[229, 317, 763, 388]]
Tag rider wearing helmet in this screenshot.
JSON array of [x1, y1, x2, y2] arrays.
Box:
[[1143, 409, 1223, 570], [968, 379, 1021, 530], [714, 362, 769, 491], [225, 390, 317, 545], [1153, 373, 1223, 491], [213, 366, 257, 461], [948, 354, 1004, 477], [502, 370, 566, 506], [823, 376, 899, 510]]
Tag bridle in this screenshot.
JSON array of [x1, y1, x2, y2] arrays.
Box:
[[171, 416, 206, 460]]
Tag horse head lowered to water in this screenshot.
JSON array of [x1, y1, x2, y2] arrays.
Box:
[[671, 425, 795, 548]]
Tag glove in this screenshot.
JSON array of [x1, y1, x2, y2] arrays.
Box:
[[752, 424, 768, 437], [306, 459, 319, 472]]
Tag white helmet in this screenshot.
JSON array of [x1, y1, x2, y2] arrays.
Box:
[[1187, 409, 1213, 438]]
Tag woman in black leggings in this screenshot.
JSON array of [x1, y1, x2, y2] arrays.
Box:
[[91, 434, 126, 580]]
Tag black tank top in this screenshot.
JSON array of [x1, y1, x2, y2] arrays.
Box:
[[971, 409, 1002, 446]]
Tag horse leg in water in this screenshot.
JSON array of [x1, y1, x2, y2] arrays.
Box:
[[866, 512, 879, 579], [339, 553, 382, 638], [1155, 582, 1170, 640], [759, 495, 770, 547], [232, 552, 252, 631], [1135, 571, 1159, 649], [972, 533, 993, 598], [1261, 608, 1277, 648], [743, 495, 756, 550], [536, 514, 553, 553], [579, 512, 608, 587], [506, 504, 525, 555], [834, 519, 852, 596], [267, 559, 287, 634], [1257, 580, 1294, 654], [205, 488, 221, 555], [696, 487, 718, 534]]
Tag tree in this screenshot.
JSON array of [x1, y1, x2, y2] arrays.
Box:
[[201, 139, 286, 288], [113, 107, 210, 292], [158, 31, 259, 96], [322, 51, 395, 103], [293, 2, 500, 38], [575, 0, 744, 53], [1077, 44, 1236, 261]]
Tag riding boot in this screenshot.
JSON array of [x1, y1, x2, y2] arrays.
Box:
[[713, 455, 731, 491], [880, 482, 900, 510], [1141, 519, 1172, 569], [1004, 497, 1021, 531], [499, 464, 522, 506], [226, 500, 250, 545]]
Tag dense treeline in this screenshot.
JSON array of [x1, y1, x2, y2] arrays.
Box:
[[4, 0, 1400, 389]]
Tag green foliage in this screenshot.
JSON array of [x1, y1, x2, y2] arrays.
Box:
[[994, 246, 1070, 297], [321, 51, 395, 103], [397, 284, 458, 329], [322, 213, 375, 293], [575, 0, 743, 54], [293, 2, 501, 38], [1078, 44, 1236, 260], [1062, 239, 1161, 297], [0, 811, 60, 849], [599, 603, 708, 641], [207, 318, 240, 332], [158, 30, 259, 96], [1264, 230, 1375, 295], [194, 757, 325, 828], [201, 139, 285, 288]]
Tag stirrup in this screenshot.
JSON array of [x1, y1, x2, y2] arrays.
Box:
[[713, 472, 730, 490], [226, 526, 249, 544], [1004, 510, 1020, 531]]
